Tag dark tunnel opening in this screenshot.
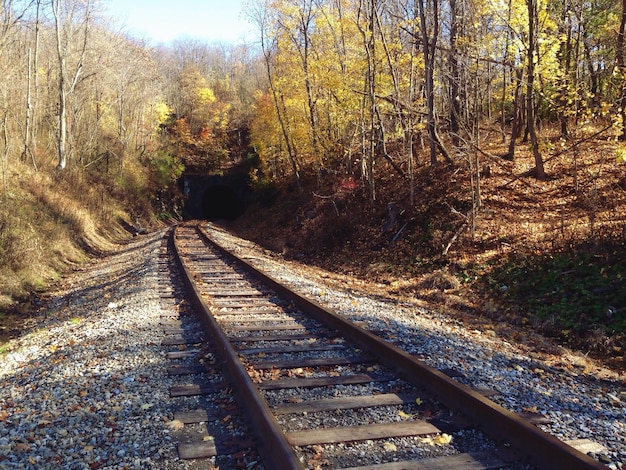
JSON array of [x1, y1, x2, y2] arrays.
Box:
[[201, 184, 246, 221]]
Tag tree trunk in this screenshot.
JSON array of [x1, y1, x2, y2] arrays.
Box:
[[22, 48, 36, 170], [357, 0, 377, 201], [418, 0, 438, 165], [449, 0, 461, 149], [53, 0, 68, 170], [617, 0, 626, 140], [527, 0, 546, 179], [52, 0, 91, 171], [506, 67, 523, 160], [1, 114, 8, 199]]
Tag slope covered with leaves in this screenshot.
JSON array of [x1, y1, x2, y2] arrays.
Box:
[[0, 157, 167, 347], [233, 128, 626, 369]]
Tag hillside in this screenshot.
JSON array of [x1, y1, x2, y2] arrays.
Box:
[[0, 159, 161, 348], [232, 127, 626, 370]]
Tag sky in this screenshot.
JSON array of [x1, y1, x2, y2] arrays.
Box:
[[104, 0, 255, 45]]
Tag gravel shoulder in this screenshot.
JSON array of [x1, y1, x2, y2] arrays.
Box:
[[1, 225, 625, 469], [0, 231, 185, 469]]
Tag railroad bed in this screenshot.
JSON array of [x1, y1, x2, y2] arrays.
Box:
[[169, 222, 614, 469], [0, 223, 623, 469]]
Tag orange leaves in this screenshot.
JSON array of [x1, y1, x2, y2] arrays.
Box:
[[307, 444, 330, 469]]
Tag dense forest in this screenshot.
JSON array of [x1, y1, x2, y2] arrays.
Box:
[[0, 0, 624, 361]]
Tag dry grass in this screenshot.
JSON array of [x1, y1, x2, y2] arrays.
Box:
[[0, 159, 141, 312]]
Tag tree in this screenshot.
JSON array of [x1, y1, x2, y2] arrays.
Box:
[[250, 0, 301, 184], [22, 0, 41, 170], [51, 0, 94, 170], [415, 0, 451, 165], [617, 0, 626, 140], [357, 0, 378, 200]]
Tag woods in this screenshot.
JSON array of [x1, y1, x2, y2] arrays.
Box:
[[1, 0, 624, 201]]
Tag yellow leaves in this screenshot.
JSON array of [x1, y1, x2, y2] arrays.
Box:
[[167, 419, 185, 430], [153, 100, 171, 125], [415, 397, 423, 406], [616, 145, 626, 164], [435, 434, 453, 445], [421, 433, 453, 446], [197, 87, 216, 106], [397, 410, 413, 420], [140, 403, 154, 411], [383, 441, 397, 452]]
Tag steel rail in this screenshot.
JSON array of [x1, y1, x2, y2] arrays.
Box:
[[198, 224, 606, 470], [172, 225, 303, 469]]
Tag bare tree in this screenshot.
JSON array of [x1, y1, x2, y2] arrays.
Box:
[[22, 0, 42, 171], [51, 0, 93, 170]]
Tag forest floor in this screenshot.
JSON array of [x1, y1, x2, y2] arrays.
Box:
[[231, 125, 626, 372]]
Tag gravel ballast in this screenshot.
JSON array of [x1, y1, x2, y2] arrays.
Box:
[[1, 225, 625, 469], [0, 231, 185, 469]]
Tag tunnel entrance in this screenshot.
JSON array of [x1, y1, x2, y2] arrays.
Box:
[[202, 184, 245, 221], [182, 174, 249, 221]]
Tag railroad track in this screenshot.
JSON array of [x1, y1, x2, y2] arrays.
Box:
[[167, 222, 606, 469], [157, 230, 262, 468]]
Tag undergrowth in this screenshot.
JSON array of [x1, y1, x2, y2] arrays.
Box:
[[482, 245, 626, 351], [0, 159, 158, 313]]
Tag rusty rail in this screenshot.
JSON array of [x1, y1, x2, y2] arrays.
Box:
[[172, 225, 303, 469]]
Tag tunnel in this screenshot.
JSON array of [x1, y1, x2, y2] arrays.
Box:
[[201, 184, 246, 221]]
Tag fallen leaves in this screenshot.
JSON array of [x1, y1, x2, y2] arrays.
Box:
[[421, 433, 453, 446], [307, 444, 330, 469], [383, 441, 397, 452], [166, 419, 185, 430]]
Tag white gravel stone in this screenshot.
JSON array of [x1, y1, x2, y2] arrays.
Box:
[[0, 231, 193, 469]]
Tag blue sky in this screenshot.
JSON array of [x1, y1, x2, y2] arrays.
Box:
[[104, 0, 254, 45]]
